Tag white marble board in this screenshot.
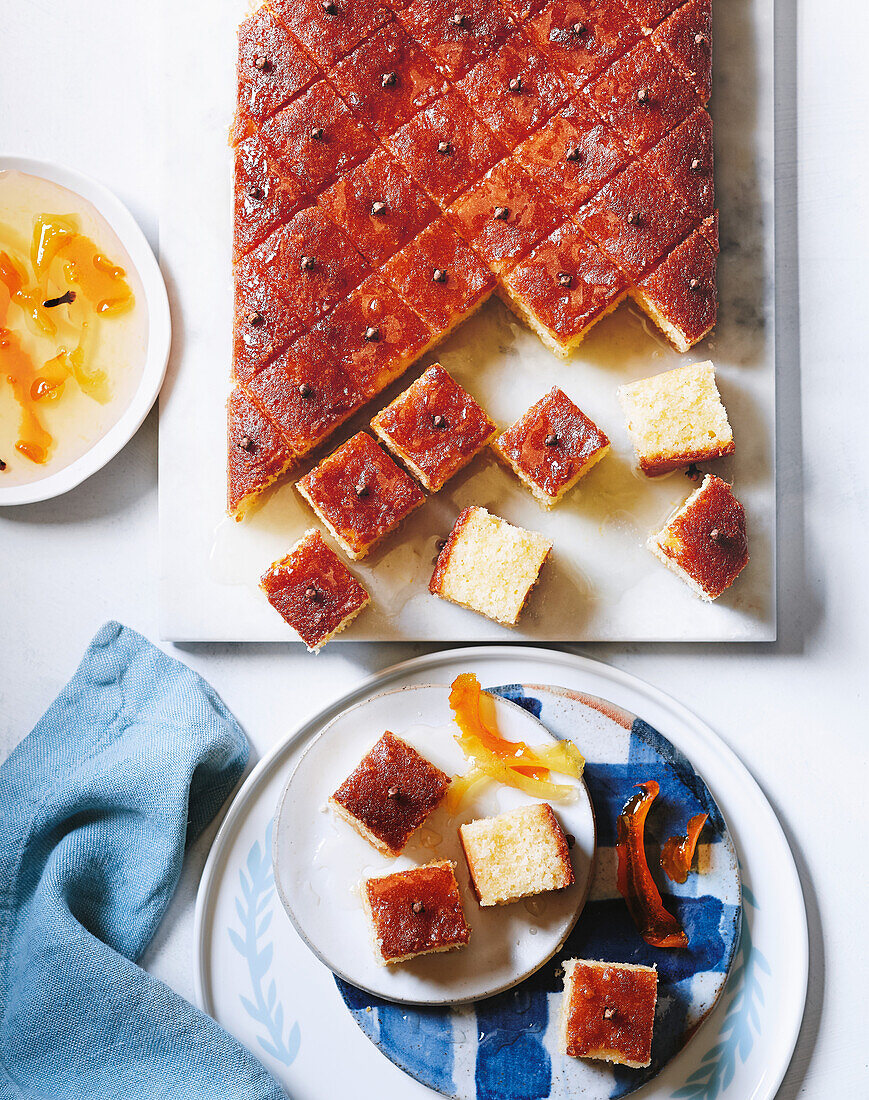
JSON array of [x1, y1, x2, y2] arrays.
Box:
[[157, 0, 775, 642]]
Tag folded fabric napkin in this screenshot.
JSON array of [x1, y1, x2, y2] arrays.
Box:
[[0, 621, 287, 1100]]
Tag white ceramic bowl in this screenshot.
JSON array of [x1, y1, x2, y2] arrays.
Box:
[[0, 155, 171, 506]]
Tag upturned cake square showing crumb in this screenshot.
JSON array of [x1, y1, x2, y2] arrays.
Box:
[[648, 474, 749, 600], [459, 803, 574, 906], [362, 860, 471, 964], [330, 731, 451, 855], [560, 959, 658, 1067], [495, 386, 610, 506], [297, 432, 426, 559], [617, 361, 732, 475], [260, 529, 370, 650], [371, 363, 497, 491], [430, 506, 552, 625]]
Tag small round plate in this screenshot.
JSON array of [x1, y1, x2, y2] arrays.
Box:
[[0, 156, 171, 506], [272, 684, 596, 1006]]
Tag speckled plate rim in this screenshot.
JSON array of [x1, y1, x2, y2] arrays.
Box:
[[271, 683, 597, 1007], [193, 647, 808, 1100], [0, 154, 171, 506]]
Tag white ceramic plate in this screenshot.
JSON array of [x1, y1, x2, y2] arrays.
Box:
[[0, 156, 171, 506], [272, 684, 595, 1005], [193, 647, 806, 1100]]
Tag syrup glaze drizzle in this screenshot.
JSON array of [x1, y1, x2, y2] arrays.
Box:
[[0, 213, 134, 465]]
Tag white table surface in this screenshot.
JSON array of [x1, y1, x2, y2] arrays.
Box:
[[2, 1, 867, 1097]]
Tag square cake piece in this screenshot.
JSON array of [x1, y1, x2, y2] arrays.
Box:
[[633, 228, 718, 351], [270, 0, 392, 70], [398, 0, 518, 81], [371, 363, 497, 491], [524, 0, 642, 86], [260, 529, 370, 650], [460, 803, 574, 906], [560, 959, 658, 1067], [640, 108, 714, 224], [380, 219, 496, 335], [362, 860, 471, 964], [227, 385, 295, 518], [430, 506, 552, 625], [495, 386, 610, 506], [330, 731, 451, 854], [648, 474, 749, 600], [651, 0, 712, 103], [297, 433, 426, 559], [233, 135, 306, 262], [500, 220, 628, 357], [617, 361, 732, 475]]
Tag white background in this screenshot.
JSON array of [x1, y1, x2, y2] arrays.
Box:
[[1, 1, 867, 1097]]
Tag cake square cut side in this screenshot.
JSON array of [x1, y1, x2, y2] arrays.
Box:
[[647, 473, 749, 600], [297, 432, 427, 559], [459, 803, 574, 905], [617, 360, 731, 474], [560, 958, 658, 1067], [362, 860, 471, 964], [330, 730, 451, 854], [260, 529, 370, 649], [495, 386, 610, 505], [371, 363, 497, 491], [430, 506, 552, 625]]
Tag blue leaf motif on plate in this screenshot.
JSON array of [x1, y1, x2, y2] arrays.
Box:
[[229, 817, 301, 1067], [671, 883, 769, 1099]]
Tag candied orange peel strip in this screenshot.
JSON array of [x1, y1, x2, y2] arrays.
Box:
[[446, 673, 585, 811], [661, 812, 709, 884]]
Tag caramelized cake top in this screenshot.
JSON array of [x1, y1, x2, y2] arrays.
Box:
[[497, 386, 610, 496], [365, 861, 470, 958], [563, 960, 658, 1063], [333, 731, 451, 853], [658, 475, 748, 598]]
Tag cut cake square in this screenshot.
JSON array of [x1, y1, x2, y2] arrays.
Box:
[[297, 432, 427, 559], [500, 220, 628, 357], [260, 529, 370, 650], [385, 90, 507, 207], [617, 360, 731, 474], [446, 160, 562, 275], [512, 97, 630, 215], [260, 80, 377, 193], [371, 363, 497, 491], [524, 0, 642, 86], [317, 147, 437, 266], [648, 473, 749, 600], [651, 0, 712, 103], [633, 227, 718, 351], [495, 386, 610, 505], [619, 0, 680, 32], [640, 108, 714, 223], [560, 959, 658, 1067], [227, 385, 295, 518], [459, 803, 574, 905], [457, 32, 572, 145], [330, 730, 451, 854], [233, 135, 307, 262], [398, 0, 518, 81], [362, 860, 471, 964], [587, 38, 700, 154], [329, 21, 445, 138], [380, 219, 496, 334], [270, 0, 392, 69], [430, 506, 552, 625]]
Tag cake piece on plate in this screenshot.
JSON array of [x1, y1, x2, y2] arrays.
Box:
[[495, 386, 610, 506], [560, 959, 658, 1067], [371, 363, 497, 491], [618, 361, 732, 475], [260, 529, 370, 650], [632, 228, 718, 352], [430, 506, 552, 625], [330, 731, 451, 855], [362, 860, 471, 964], [500, 221, 628, 357], [648, 474, 749, 600], [297, 433, 426, 559], [460, 803, 574, 906]]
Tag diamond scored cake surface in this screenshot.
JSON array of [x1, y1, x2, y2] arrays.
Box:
[[229, 0, 718, 516]]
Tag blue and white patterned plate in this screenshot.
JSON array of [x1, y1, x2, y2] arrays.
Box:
[[193, 648, 807, 1100]]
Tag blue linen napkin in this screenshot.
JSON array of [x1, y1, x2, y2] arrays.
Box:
[[0, 621, 287, 1100]]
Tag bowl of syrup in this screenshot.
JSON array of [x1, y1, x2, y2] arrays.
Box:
[[0, 156, 171, 505]]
